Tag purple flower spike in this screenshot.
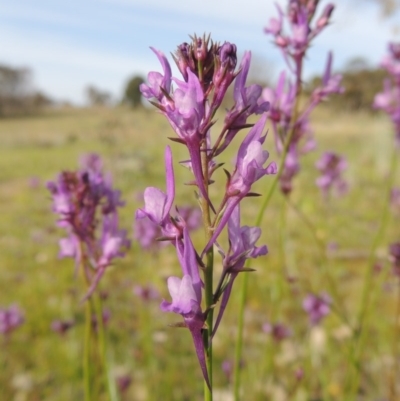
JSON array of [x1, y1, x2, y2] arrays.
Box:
[[303, 293, 331, 325], [48, 153, 129, 300]]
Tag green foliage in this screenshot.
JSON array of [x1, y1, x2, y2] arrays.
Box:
[[123, 75, 145, 108]]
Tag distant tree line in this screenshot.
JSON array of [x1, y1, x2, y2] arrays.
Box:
[[305, 58, 388, 112], [0, 64, 52, 117]]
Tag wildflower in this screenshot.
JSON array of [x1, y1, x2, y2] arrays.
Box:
[[51, 319, 75, 335], [160, 228, 209, 387], [315, 151, 348, 198], [0, 304, 24, 335], [374, 42, 400, 145], [389, 242, 400, 276], [303, 293, 331, 325], [133, 284, 160, 301], [47, 154, 130, 299], [211, 204, 267, 336], [262, 2, 342, 195], [262, 321, 292, 342]]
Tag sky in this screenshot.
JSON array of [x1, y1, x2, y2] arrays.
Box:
[[1, 0, 399, 105]]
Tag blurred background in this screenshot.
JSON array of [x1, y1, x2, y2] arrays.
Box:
[[1, 0, 399, 111]]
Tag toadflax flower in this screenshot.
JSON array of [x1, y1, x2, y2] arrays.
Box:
[[315, 151, 348, 198], [160, 227, 209, 387], [138, 34, 276, 390], [303, 292, 331, 325], [47, 154, 130, 300]]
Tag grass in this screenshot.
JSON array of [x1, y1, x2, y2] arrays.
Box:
[[0, 105, 399, 400]]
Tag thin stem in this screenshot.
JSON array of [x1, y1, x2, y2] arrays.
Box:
[[83, 296, 92, 401], [201, 135, 214, 401], [93, 293, 117, 401], [348, 146, 398, 396], [285, 196, 351, 329]]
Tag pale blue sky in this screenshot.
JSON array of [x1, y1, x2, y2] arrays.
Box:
[[1, 0, 399, 104]]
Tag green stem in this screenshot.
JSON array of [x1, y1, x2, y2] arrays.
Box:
[[285, 197, 351, 329], [93, 293, 117, 401], [83, 297, 92, 401], [202, 134, 214, 401], [348, 146, 398, 397]]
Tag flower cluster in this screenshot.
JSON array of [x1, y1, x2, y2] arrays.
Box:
[[315, 151, 347, 198], [0, 304, 24, 335], [138, 35, 277, 384], [263, 1, 343, 195], [47, 154, 130, 299], [374, 42, 400, 146]]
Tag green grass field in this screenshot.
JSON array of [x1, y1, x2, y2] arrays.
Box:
[[0, 106, 399, 400]]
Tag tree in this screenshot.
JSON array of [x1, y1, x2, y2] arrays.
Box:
[[85, 85, 112, 106], [0, 64, 51, 117], [123, 75, 145, 108]]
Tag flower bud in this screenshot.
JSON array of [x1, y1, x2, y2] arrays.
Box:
[[316, 3, 334, 29]]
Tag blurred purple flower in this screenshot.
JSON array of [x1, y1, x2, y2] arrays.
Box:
[[116, 375, 132, 393], [315, 151, 348, 198], [262, 321, 292, 342], [391, 188, 400, 211], [91, 308, 111, 331], [47, 154, 130, 300], [0, 304, 24, 335], [303, 293, 331, 325], [374, 42, 400, 145], [133, 284, 160, 301], [389, 242, 400, 276], [28, 176, 41, 189], [51, 319, 75, 335], [262, 3, 342, 196]]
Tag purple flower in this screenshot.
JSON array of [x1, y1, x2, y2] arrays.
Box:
[[0, 304, 24, 335], [262, 321, 292, 342], [47, 154, 130, 300], [303, 293, 331, 325], [133, 284, 160, 301], [389, 242, 400, 276], [160, 228, 209, 387], [391, 188, 400, 212], [315, 151, 348, 198], [203, 115, 277, 252], [136, 146, 180, 240], [374, 42, 400, 145], [51, 319, 75, 335], [133, 217, 163, 250], [211, 204, 267, 336]]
